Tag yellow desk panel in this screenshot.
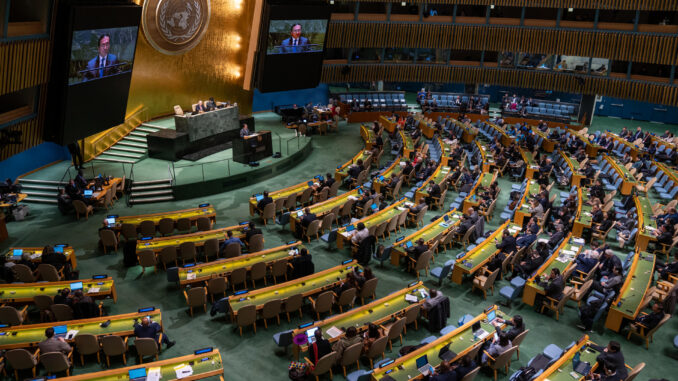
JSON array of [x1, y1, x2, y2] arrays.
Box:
[[136, 226, 244, 254], [0, 278, 116, 304], [289, 188, 360, 234], [451, 222, 517, 284], [336, 199, 407, 250], [4, 246, 77, 270], [110, 206, 216, 230]]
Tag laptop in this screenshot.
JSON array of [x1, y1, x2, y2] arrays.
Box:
[[53, 325, 68, 338], [70, 281, 83, 291], [83, 189, 93, 198], [346, 225, 356, 233], [415, 355, 433, 376], [297, 210, 304, 217], [379, 176, 385, 181], [105, 217, 115, 227], [438, 344, 458, 362], [371, 203, 378, 210], [54, 246, 64, 254], [306, 327, 319, 343], [255, 194, 264, 202], [12, 249, 22, 257], [128, 367, 147, 381], [308, 181, 314, 187], [443, 215, 450, 222], [486, 309, 498, 324], [472, 321, 489, 339], [405, 241, 413, 249]]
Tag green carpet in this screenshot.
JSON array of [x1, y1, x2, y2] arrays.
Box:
[[2, 109, 676, 381]]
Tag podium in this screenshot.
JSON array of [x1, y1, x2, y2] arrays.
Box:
[[233, 131, 273, 164]]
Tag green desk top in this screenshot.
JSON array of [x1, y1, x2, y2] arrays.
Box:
[[228, 262, 358, 312], [400, 131, 415, 151], [374, 309, 505, 381], [374, 159, 403, 188], [136, 226, 244, 253], [250, 180, 311, 205], [114, 207, 216, 227], [394, 210, 463, 251], [636, 196, 657, 236], [4, 247, 75, 263], [522, 150, 537, 168], [416, 165, 449, 197], [610, 252, 655, 319], [298, 283, 427, 345], [528, 237, 584, 292], [0, 310, 162, 350], [518, 180, 541, 213], [178, 243, 303, 284], [477, 142, 495, 166], [561, 151, 580, 172], [338, 199, 407, 238], [576, 189, 592, 227], [292, 188, 360, 222], [543, 342, 600, 381], [0, 278, 115, 303], [468, 172, 495, 201], [61, 350, 223, 381], [337, 151, 373, 177], [362, 125, 377, 144], [457, 223, 518, 273], [606, 155, 637, 183], [439, 138, 455, 159]]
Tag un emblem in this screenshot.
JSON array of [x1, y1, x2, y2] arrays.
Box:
[[142, 0, 211, 55]]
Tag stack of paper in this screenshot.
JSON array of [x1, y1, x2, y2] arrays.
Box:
[[174, 364, 193, 379], [186, 273, 196, 280], [405, 294, 418, 303], [326, 326, 343, 338], [87, 287, 100, 293], [147, 367, 161, 381]]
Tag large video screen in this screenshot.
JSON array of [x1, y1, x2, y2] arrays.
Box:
[[69, 27, 138, 85], [267, 19, 327, 55]]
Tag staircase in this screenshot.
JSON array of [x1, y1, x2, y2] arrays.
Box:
[[93, 123, 168, 164], [18, 179, 65, 204], [129, 179, 174, 205]]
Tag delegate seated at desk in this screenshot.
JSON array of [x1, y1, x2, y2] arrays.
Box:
[[134, 316, 176, 348], [39, 327, 72, 355]]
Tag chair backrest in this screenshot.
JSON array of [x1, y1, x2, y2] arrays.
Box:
[[484, 268, 500, 290], [158, 218, 175, 235], [415, 251, 433, 272], [135, 337, 159, 357], [493, 346, 518, 368], [624, 362, 645, 381], [101, 334, 126, 355], [557, 288, 575, 311], [646, 313, 671, 337], [306, 219, 321, 238], [274, 197, 286, 213], [6, 348, 37, 370], [196, 217, 212, 231], [121, 223, 138, 240], [284, 193, 297, 210], [72, 200, 87, 214], [312, 351, 338, 376], [224, 242, 242, 258], [74, 334, 99, 355], [204, 238, 219, 259], [340, 342, 363, 366], [139, 220, 156, 237], [207, 277, 227, 294], [387, 318, 406, 340], [176, 218, 191, 232], [338, 287, 357, 306], [460, 366, 480, 381], [179, 241, 197, 262], [100, 229, 118, 247], [271, 259, 288, 278], [404, 304, 421, 324], [0, 306, 22, 325], [159, 246, 177, 265], [138, 250, 157, 268], [40, 351, 70, 372], [12, 264, 35, 282], [187, 287, 206, 307], [299, 187, 313, 204], [367, 336, 388, 359], [37, 263, 60, 281], [511, 329, 529, 347], [321, 213, 334, 232], [263, 203, 276, 219], [236, 305, 257, 326], [249, 234, 265, 252], [314, 291, 335, 313], [316, 188, 329, 203], [51, 303, 74, 321], [33, 294, 53, 310], [359, 277, 378, 299], [284, 293, 303, 313], [329, 181, 341, 197], [250, 261, 267, 281], [230, 267, 247, 288], [262, 299, 282, 319]]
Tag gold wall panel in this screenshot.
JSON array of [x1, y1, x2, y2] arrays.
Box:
[[321, 64, 678, 106], [126, 0, 257, 119], [327, 22, 678, 66], [341, 0, 678, 11], [0, 39, 52, 96]]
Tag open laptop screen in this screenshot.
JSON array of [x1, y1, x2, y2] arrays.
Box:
[[128, 368, 146, 380], [70, 281, 83, 291], [415, 355, 428, 369], [487, 309, 496, 322], [53, 325, 67, 335]]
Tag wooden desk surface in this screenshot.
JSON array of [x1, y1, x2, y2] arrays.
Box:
[[88, 178, 122, 202], [0, 277, 116, 304], [289, 188, 360, 233], [228, 261, 358, 313], [178, 242, 303, 285], [414, 163, 450, 202], [0, 310, 162, 350], [136, 225, 245, 254], [335, 150, 373, 181], [535, 336, 597, 381], [372, 306, 504, 380], [59, 349, 223, 381], [249, 179, 314, 215], [372, 157, 403, 193], [110, 206, 216, 229], [4, 246, 77, 269]]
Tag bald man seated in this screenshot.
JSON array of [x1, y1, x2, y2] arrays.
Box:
[[134, 316, 176, 348]]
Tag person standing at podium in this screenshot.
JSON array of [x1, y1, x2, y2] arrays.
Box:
[[240, 123, 252, 138]]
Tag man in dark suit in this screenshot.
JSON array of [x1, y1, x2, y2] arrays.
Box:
[[256, 191, 273, 213], [245, 222, 262, 243], [536, 268, 564, 309], [300, 207, 317, 228], [591, 341, 627, 379], [547, 225, 565, 250], [631, 303, 664, 332], [495, 229, 517, 254], [492, 315, 525, 341], [280, 24, 310, 53], [406, 238, 429, 261], [425, 181, 441, 206], [599, 249, 622, 277], [85, 34, 119, 80], [134, 316, 175, 348]]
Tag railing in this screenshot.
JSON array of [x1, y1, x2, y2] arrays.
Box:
[[57, 161, 134, 191], [82, 105, 148, 161]]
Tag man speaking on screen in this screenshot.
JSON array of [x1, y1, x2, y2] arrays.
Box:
[[280, 23, 309, 53], [85, 34, 119, 80]]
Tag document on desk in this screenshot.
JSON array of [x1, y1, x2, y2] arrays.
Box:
[[174, 364, 193, 379], [326, 326, 343, 338], [147, 367, 161, 381], [405, 294, 418, 303], [187, 273, 197, 280], [87, 287, 100, 293]]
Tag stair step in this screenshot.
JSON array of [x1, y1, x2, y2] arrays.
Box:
[[141, 123, 169, 129], [20, 184, 59, 190], [24, 197, 57, 204], [25, 190, 57, 197], [93, 156, 137, 164], [133, 179, 172, 185], [109, 146, 146, 154], [123, 136, 147, 143], [130, 196, 175, 204], [131, 189, 173, 197], [101, 151, 143, 159], [19, 179, 66, 185], [117, 141, 147, 149], [136, 126, 160, 133], [129, 131, 148, 137], [131, 184, 172, 191]]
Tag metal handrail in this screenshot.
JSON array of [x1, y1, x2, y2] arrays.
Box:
[[171, 158, 233, 183]]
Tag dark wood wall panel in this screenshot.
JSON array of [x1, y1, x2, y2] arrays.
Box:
[[347, 0, 678, 11], [322, 64, 678, 106], [327, 22, 678, 66], [0, 39, 52, 96], [0, 118, 42, 161]]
